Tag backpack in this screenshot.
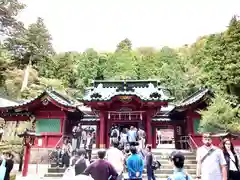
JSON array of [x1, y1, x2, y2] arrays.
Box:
[[111, 129, 118, 138], [151, 154, 161, 170], [63, 158, 82, 178]]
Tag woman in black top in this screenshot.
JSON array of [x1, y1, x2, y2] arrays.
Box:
[[221, 138, 240, 180], [0, 152, 14, 180]]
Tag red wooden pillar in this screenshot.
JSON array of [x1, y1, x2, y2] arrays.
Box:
[[22, 144, 31, 177], [99, 111, 106, 148], [96, 123, 100, 148], [106, 118, 111, 148], [146, 113, 152, 146], [152, 126, 157, 148]]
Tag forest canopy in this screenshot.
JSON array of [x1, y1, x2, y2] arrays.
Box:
[[0, 1, 240, 133]]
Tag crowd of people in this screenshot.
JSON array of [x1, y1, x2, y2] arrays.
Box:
[[51, 128, 240, 180]]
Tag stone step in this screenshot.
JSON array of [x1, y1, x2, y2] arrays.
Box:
[[44, 173, 197, 179], [48, 163, 197, 173], [50, 159, 197, 169], [47, 168, 197, 175], [89, 155, 196, 160]]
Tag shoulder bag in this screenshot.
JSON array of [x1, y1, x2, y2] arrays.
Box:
[[200, 148, 216, 164]]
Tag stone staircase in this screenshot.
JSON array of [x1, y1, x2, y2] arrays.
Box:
[[44, 149, 197, 179]]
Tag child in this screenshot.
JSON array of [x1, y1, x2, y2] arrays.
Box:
[[167, 151, 192, 180]]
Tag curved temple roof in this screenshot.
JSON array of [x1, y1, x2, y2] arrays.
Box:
[[83, 80, 174, 102], [0, 88, 78, 111], [173, 88, 211, 111], [0, 97, 19, 107]]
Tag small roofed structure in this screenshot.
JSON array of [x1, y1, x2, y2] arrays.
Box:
[[211, 132, 240, 140], [0, 88, 82, 148]]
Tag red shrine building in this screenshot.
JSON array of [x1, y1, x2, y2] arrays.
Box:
[[0, 80, 238, 150]]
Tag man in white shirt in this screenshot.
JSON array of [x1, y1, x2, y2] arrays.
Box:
[[196, 133, 227, 180], [106, 141, 124, 180], [127, 126, 137, 146]]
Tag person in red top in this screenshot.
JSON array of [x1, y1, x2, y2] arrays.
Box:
[[83, 149, 118, 180]]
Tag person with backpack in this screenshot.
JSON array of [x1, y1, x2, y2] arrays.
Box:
[[167, 151, 192, 180], [62, 149, 89, 178], [196, 133, 227, 180], [111, 126, 120, 145], [145, 145, 155, 180]]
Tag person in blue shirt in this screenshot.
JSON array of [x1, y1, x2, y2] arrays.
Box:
[[127, 146, 144, 180], [167, 151, 192, 180]]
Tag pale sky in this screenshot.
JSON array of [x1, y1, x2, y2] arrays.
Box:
[[18, 0, 240, 53]]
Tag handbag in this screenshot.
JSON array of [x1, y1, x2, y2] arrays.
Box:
[[0, 159, 6, 180], [62, 158, 82, 178], [151, 154, 161, 170]]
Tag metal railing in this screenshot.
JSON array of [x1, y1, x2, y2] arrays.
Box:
[[188, 134, 199, 150], [179, 135, 199, 152], [179, 136, 190, 150]]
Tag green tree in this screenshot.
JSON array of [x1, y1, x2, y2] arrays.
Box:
[[75, 49, 100, 95], [200, 94, 240, 133], [116, 38, 132, 52], [0, 45, 12, 86], [0, 0, 25, 36], [104, 50, 139, 80], [223, 16, 240, 98], [4, 17, 55, 70], [52, 52, 78, 87]]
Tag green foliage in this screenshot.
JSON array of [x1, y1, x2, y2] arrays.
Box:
[[0, 6, 240, 133], [4, 17, 55, 69], [0, 0, 25, 36], [75, 49, 101, 92], [0, 46, 12, 86], [116, 38, 132, 52], [199, 94, 240, 133]]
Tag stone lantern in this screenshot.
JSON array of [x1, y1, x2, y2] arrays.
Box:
[[18, 128, 37, 177]]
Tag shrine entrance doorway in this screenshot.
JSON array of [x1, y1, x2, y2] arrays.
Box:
[[106, 111, 145, 147], [153, 125, 175, 149]]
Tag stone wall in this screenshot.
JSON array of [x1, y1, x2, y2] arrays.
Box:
[[30, 148, 53, 164]]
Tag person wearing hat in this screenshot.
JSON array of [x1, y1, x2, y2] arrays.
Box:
[[167, 151, 192, 180], [196, 133, 227, 180]]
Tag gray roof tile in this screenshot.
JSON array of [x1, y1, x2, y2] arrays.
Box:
[[83, 81, 174, 102]]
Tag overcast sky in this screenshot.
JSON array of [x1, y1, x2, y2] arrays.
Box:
[[18, 0, 240, 53]]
